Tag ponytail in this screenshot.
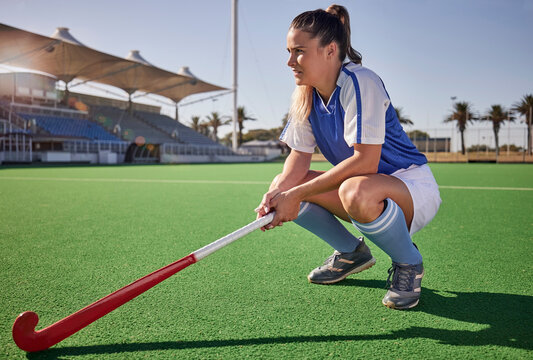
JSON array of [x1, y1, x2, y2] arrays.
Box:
[[325, 4, 362, 64]]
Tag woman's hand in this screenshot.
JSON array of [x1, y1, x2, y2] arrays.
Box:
[[255, 188, 283, 231], [254, 149, 312, 230], [265, 190, 301, 230]]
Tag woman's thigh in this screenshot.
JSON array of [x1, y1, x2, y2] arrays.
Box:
[[300, 170, 414, 228]]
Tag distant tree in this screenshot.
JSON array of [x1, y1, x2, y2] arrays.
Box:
[[512, 94, 533, 155], [199, 122, 210, 137], [237, 106, 256, 146], [220, 132, 232, 147], [482, 105, 514, 157], [500, 144, 523, 152], [189, 116, 201, 132], [444, 101, 475, 155], [242, 129, 280, 142], [394, 107, 414, 126], [467, 144, 492, 152], [205, 112, 230, 142], [406, 130, 430, 140], [281, 112, 289, 128]]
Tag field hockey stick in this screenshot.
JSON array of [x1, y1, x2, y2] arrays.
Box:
[[13, 212, 275, 352]]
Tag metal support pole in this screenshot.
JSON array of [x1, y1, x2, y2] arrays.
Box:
[[231, 0, 238, 152]]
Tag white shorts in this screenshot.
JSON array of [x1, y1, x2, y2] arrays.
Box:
[[391, 164, 442, 235]]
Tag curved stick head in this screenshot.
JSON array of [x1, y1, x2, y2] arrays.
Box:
[[12, 311, 42, 352]]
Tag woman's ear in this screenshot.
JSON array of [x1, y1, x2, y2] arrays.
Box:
[[326, 42, 337, 59]]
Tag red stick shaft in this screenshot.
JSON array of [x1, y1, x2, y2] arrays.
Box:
[[12, 253, 197, 352]]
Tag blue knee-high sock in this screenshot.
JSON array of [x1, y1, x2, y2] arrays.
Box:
[[294, 202, 361, 253], [350, 198, 422, 265]]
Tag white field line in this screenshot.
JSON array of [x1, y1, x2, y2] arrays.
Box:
[[0, 176, 270, 185], [438, 185, 533, 191], [0, 176, 532, 191]]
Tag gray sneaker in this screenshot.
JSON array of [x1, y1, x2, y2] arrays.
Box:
[[382, 262, 424, 310], [308, 239, 376, 284]]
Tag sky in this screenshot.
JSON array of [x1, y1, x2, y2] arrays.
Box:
[[1, 0, 532, 140]]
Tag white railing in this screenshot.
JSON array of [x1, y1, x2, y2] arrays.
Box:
[[62, 140, 130, 154], [0, 133, 32, 163], [8, 103, 88, 119], [161, 143, 235, 156]]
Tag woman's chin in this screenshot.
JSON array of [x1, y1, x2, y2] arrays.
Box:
[[293, 77, 306, 86]]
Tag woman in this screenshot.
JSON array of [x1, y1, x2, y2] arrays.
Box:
[[256, 4, 441, 310]]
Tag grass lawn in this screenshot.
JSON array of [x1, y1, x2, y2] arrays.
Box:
[[1, 162, 532, 359]]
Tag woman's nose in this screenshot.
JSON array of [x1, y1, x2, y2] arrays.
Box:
[[287, 52, 296, 67]]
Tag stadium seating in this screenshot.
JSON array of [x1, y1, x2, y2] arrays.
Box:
[[19, 114, 119, 140], [90, 106, 176, 144], [133, 110, 226, 148]]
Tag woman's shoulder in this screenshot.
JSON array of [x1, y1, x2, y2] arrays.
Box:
[[338, 62, 386, 95], [341, 62, 382, 82]]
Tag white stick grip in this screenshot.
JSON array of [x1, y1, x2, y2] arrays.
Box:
[[193, 212, 275, 261]]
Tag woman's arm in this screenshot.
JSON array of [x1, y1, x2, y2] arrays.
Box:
[[272, 149, 313, 192], [268, 143, 381, 227], [293, 144, 380, 199], [256, 149, 312, 221]]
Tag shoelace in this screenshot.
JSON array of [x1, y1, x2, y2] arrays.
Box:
[[321, 251, 342, 269], [386, 263, 415, 291]]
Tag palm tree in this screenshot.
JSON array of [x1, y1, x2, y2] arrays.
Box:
[[205, 111, 230, 142], [199, 122, 210, 137], [189, 116, 201, 132], [394, 106, 414, 126], [513, 94, 533, 155], [444, 101, 475, 155], [482, 105, 514, 158], [237, 106, 256, 146]]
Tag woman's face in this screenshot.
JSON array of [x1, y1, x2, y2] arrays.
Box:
[[286, 28, 328, 87]]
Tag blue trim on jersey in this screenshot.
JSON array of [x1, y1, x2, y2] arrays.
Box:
[[307, 64, 427, 174], [342, 67, 362, 144], [280, 119, 290, 140]]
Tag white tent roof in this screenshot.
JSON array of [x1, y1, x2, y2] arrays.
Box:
[[141, 66, 226, 103], [51, 27, 85, 46], [0, 23, 227, 101], [125, 50, 152, 66]]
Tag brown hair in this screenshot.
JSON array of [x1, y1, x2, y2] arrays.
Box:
[[288, 4, 361, 123]]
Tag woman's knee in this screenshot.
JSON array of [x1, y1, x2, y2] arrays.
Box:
[[339, 177, 380, 221]]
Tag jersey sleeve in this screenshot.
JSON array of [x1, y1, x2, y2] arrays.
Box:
[[340, 70, 390, 146], [279, 118, 316, 153]]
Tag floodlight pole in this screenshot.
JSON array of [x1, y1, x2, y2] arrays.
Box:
[[231, 0, 238, 152]]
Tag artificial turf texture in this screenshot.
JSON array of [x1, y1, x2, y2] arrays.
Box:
[[1, 162, 532, 359]]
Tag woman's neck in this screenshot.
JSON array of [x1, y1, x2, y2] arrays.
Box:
[[314, 63, 342, 103]]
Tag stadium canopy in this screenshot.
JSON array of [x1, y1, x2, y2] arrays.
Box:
[[0, 23, 227, 116], [135, 66, 227, 121]]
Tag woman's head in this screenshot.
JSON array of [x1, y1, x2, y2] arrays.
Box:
[[287, 5, 361, 124], [289, 4, 362, 64]]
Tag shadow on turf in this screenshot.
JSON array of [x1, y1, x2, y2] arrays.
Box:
[[26, 280, 532, 359]]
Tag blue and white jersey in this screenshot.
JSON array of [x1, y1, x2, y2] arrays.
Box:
[[280, 62, 427, 175]]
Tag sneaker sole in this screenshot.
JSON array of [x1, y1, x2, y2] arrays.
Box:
[[307, 257, 376, 285], [382, 299, 419, 310], [382, 268, 424, 310]]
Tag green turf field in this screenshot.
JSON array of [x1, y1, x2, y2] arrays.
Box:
[[1, 163, 532, 359]]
